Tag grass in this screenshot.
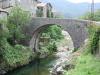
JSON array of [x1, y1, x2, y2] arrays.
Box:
[[64, 53, 100, 75]]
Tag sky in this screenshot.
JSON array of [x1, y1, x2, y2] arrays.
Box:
[[67, 0, 100, 3]]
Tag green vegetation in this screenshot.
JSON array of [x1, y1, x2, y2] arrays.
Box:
[[7, 6, 31, 45], [41, 25, 63, 40], [39, 25, 64, 55], [80, 9, 100, 21], [0, 6, 34, 72], [88, 25, 100, 54], [65, 54, 100, 75]]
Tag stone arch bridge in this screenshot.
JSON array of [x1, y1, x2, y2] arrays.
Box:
[[23, 18, 95, 51]]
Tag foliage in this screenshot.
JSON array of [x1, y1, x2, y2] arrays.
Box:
[[88, 25, 100, 54], [80, 9, 100, 21], [42, 25, 63, 40], [7, 6, 31, 45], [0, 20, 9, 38], [2, 43, 33, 68], [39, 25, 63, 54], [39, 40, 57, 56], [8, 6, 30, 27], [0, 21, 34, 71], [0, 35, 34, 72], [65, 54, 100, 75]]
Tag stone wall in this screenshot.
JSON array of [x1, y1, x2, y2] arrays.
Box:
[[0, 0, 38, 17]]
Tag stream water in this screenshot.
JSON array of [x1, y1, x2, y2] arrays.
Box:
[[5, 56, 58, 75]]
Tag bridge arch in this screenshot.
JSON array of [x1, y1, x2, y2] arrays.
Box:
[[26, 18, 90, 51], [29, 24, 75, 52], [24, 18, 90, 51]]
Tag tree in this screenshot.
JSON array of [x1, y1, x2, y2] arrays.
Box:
[[41, 25, 63, 40], [80, 9, 100, 21], [7, 6, 31, 45]]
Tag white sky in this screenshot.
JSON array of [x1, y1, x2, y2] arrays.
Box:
[[67, 0, 100, 3]]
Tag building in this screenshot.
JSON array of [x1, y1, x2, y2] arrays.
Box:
[[0, 0, 53, 18], [16, 0, 38, 17], [36, 2, 53, 18], [0, 0, 40, 17]]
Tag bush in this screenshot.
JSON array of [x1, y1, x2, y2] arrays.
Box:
[[65, 54, 100, 75], [7, 6, 31, 45], [88, 25, 100, 54], [41, 25, 63, 40], [80, 9, 100, 21], [1, 39, 34, 69]]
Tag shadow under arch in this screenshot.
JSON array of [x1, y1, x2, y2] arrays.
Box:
[[30, 24, 75, 52]]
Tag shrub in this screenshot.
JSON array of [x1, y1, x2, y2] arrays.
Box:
[[88, 25, 100, 54], [65, 54, 100, 75], [7, 6, 31, 45]]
